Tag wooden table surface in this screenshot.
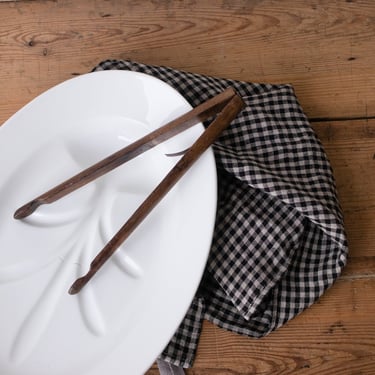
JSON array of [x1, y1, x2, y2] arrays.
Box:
[[1, 1, 374, 374]]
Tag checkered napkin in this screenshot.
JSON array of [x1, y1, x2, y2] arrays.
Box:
[[93, 60, 348, 369]]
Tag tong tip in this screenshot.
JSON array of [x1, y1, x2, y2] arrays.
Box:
[[14, 201, 40, 220], [68, 276, 89, 295], [68, 281, 81, 295]]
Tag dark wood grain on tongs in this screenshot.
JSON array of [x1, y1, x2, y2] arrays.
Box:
[[68, 93, 245, 294], [13, 87, 237, 220]]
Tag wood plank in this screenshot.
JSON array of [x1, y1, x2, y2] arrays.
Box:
[[1, 0, 375, 125], [313, 119, 375, 259], [341, 257, 375, 279]]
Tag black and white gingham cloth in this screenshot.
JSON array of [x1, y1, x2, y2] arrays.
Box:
[[93, 60, 348, 370]]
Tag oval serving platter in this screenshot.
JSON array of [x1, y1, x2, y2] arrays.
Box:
[[0, 70, 217, 375]]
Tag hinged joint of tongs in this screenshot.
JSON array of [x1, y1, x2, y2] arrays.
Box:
[[14, 87, 245, 294]]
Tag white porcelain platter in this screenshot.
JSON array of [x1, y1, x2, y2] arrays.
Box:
[[0, 70, 217, 375]]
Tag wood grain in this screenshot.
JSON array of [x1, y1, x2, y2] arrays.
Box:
[[1, 0, 375, 124], [0, 0, 374, 374]]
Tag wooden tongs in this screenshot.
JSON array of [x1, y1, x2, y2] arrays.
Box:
[[14, 87, 245, 294]]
